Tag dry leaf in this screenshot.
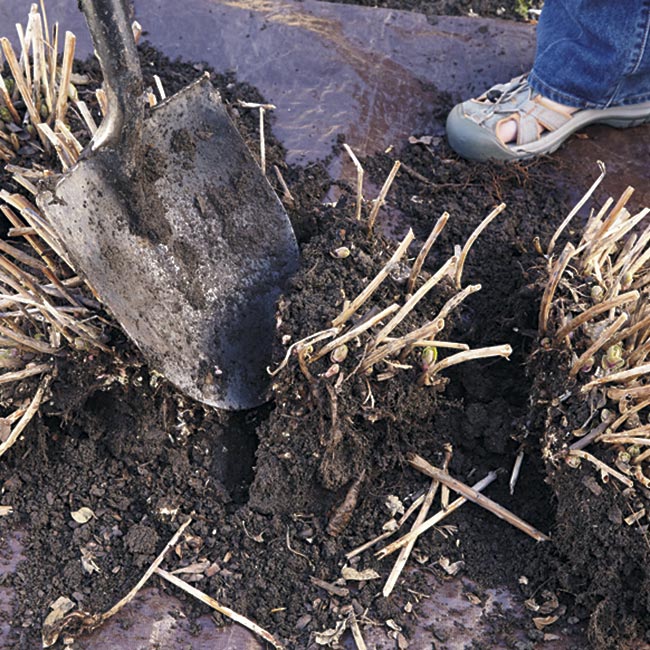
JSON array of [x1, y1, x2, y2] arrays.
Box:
[[0, 505, 13, 516], [533, 615, 559, 630], [42, 596, 75, 648], [438, 556, 465, 576], [71, 506, 95, 524], [315, 620, 347, 646], [341, 566, 380, 581], [385, 495, 404, 517]]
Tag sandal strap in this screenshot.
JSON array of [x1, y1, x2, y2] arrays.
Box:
[[464, 76, 574, 146]]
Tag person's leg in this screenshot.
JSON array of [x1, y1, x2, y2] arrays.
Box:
[[446, 0, 650, 161], [530, 0, 650, 109]]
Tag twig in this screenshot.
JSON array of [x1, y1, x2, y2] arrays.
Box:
[[343, 144, 364, 221], [273, 165, 294, 206], [42, 518, 192, 647], [383, 446, 452, 597], [407, 212, 449, 295], [0, 377, 48, 459], [582, 362, 650, 392], [554, 290, 640, 343], [0, 362, 51, 385], [311, 304, 399, 363], [348, 611, 368, 650], [455, 203, 505, 289], [509, 450, 524, 495], [566, 449, 633, 487], [367, 161, 401, 233], [376, 472, 498, 559], [570, 312, 628, 376], [372, 256, 456, 348], [538, 243, 576, 335], [55, 31, 75, 122], [407, 454, 550, 542], [267, 328, 339, 376], [332, 229, 414, 328], [547, 161, 606, 255], [424, 344, 512, 379], [156, 568, 284, 649]]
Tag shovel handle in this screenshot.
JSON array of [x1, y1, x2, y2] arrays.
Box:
[[79, 0, 143, 156]]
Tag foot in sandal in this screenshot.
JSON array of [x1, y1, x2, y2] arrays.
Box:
[[446, 75, 650, 162]]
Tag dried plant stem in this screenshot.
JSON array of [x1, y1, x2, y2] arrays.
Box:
[[55, 31, 75, 122], [343, 144, 364, 221], [311, 304, 399, 363], [372, 256, 456, 348], [407, 212, 449, 294], [554, 290, 640, 342], [346, 494, 426, 559], [567, 449, 633, 487], [156, 568, 284, 649], [0, 363, 51, 385], [434, 283, 481, 322], [408, 454, 550, 542], [376, 471, 498, 559], [0, 73, 21, 123], [584, 186, 635, 259], [547, 161, 606, 255], [599, 435, 650, 445], [570, 313, 628, 376], [425, 344, 512, 379], [455, 203, 505, 289], [332, 229, 414, 328], [367, 161, 401, 232], [273, 165, 294, 206], [0, 377, 48, 458], [267, 328, 339, 377], [582, 362, 650, 392], [383, 447, 452, 597], [348, 611, 367, 650], [361, 317, 445, 372], [1, 38, 40, 126], [509, 450, 524, 495], [539, 243, 576, 334]]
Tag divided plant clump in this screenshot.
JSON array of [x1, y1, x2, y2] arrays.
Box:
[[529, 166, 650, 648]]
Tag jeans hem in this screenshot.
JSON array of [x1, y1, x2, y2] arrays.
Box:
[[528, 70, 650, 109]]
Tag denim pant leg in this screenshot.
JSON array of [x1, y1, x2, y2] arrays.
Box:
[[528, 0, 650, 108]]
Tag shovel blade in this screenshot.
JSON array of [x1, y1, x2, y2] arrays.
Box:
[[38, 77, 298, 410]]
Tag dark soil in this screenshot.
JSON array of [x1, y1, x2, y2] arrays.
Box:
[[0, 2, 647, 650], [325, 0, 543, 21]]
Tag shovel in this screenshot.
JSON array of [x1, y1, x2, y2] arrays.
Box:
[[37, 0, 299, 410]]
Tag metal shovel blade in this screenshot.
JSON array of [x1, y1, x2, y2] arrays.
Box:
[[38, 76, 298, 410]]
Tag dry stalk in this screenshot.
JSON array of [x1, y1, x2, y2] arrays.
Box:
[[554, 290, 640, 343], [566, 449, 633, 487], [382, 446, 452, 597], [156, 569, 284, 649], [42, 518, 192, 647], [569, 312, 628, 376], [0, 376, 48, 458], [371, 256, 456, 348], [311, 304, 399, 363], [408, 454, 550, 542], [547, 160, 606, 255], [455, 202, 505, 289], [581, 363, 650, 392], [538, 243, 576, 335], [343, 144, 364, 221], [376, 471, 498, 559], [360, 317, 445, 373], [407, 212, 449, 295], [332, 229, 414, 328], [367, 160, 401, 233], [424, 344, 512, 380]]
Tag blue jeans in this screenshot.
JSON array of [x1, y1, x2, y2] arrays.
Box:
[[528, 0, 650, 108]]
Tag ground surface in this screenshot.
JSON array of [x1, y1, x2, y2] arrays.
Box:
[[0, 1, 649, 649]]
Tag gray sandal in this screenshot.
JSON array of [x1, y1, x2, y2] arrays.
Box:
[[446, 75, 650, 162]]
